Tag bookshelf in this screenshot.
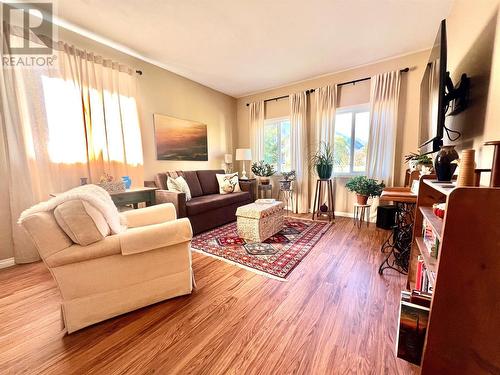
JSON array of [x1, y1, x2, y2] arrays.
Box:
[[407, 174, 500, 373]]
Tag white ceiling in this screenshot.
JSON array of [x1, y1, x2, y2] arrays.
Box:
[[54, 0, 454, 97]]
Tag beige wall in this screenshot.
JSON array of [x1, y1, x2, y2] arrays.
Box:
[[446, 0, 500, 180], [236, 50, 430, 214]]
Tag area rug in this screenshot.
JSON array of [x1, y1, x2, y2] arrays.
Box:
[[191, 218, 330, 280]]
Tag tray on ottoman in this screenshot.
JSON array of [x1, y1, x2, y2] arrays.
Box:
[[236, 200, 284, 242]]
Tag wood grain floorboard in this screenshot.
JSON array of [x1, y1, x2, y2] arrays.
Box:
[[0, 216, 418, 374]]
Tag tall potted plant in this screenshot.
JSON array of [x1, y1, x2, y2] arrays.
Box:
[[311, 142, 334, 179], [251, 161, 276, 185], [345, 176, 385, 205]]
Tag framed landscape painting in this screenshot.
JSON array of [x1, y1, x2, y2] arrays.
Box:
[[154, 114, 208, 161]]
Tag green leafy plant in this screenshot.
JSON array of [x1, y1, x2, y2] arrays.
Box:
[[310, 142, 334, 179], [310, 142, 334, 167], [251, 160, 276, 177], [404, 152, 433, 165], [345, 176, 385, 197]]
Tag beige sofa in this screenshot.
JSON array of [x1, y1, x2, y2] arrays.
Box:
[[20, 203, 193, 333]]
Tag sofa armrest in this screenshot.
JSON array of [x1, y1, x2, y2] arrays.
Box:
[[45, 236, 121, 268], [121, 203, 177, 228], [239, 180, 256, 201], [155, 190, 187, 218], [119, 218, 192, 255]]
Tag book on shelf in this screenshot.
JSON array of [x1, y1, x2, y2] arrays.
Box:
[[422, 218, 440, 258], [396, 291, 430, 365], [414, 256, 434, 294]]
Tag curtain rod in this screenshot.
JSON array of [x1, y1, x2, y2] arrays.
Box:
[[246, 89, 315, 106], [338, 67, 409, 87], [245, 67, 409, 107]]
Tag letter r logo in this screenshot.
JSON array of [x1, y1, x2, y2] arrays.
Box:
[[3, 2, 53, 55]]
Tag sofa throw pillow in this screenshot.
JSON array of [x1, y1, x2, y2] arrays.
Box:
[[54, 200, 110, 246], [216, 173, 241, 194], [167, 176, 192, 201]]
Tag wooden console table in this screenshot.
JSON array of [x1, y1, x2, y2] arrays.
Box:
[[109, 187, 157, 208]]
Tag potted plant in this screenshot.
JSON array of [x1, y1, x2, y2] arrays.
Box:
[[345, 176, 385, 205], [404, 152, 433, 172], [251, 160, 276, 185], [311, 142, 334, 179]]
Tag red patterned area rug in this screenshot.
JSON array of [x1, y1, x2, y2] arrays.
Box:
[[191, 218, 331, 280]]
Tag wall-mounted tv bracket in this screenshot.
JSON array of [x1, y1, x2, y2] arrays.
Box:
[[445, 72, 470, 116]]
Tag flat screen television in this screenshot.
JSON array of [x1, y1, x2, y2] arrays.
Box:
[[418, 20, 447, 155]]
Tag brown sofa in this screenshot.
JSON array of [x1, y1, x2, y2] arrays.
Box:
[[152, 170, 256, 234]]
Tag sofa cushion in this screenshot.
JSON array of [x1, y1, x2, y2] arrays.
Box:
[[54, 200, 110, 246], [156, 171, 189, 190], [180, 171, 203, 197], [167, 176, 192, 201], [197, 169, 225, 195], [216, 173, 241, 194], [186, 192, 250, 216]]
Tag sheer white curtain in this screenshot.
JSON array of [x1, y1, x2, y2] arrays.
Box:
[[290, 91, 309, 213], [0, 30, 143, 263], [367, 70, 401, 219], [313, 85, 337, 209], [314, 85, 337, 145], [249, 101, 265, 163]]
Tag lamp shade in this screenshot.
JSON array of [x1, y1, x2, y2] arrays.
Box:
[[235, 148, 252, 161], [224, 154, 233, 163]]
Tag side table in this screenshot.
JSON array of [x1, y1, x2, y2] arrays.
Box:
[[353, 203, 371, 228]]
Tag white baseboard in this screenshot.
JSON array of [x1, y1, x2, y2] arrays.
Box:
[[0, 258, 15, 269], [334, 211, 354, 218]]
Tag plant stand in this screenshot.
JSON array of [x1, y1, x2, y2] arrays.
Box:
[[278, 181, 296, 214], [258, 184, 273, 199], [353, 203, 371, 228], [311, 178, 335, 222]]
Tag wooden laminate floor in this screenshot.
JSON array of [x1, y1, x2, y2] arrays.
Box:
[[0, 216, 418, 374]]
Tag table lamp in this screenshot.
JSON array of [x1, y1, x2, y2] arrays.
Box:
[[235, 148, 252, 179]]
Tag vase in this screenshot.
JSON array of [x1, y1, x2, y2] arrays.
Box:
[[356, 194, 369, 205], [434, 145, 459, 181], [121, 176, 132, 189], [316, 164, 333, 179]]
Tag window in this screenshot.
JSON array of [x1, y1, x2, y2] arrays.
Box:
[[263, 117, 291, 173], [334, 105, 370, 175]]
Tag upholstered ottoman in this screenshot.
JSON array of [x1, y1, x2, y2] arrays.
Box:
[[236, 201, 284, 242]]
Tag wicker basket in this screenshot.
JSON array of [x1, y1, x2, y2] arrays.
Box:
[[98, 181, 125, 193]]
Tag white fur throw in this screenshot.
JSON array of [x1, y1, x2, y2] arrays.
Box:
[[18, 184, 126, 234]]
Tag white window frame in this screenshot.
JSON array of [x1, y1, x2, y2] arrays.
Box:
[[264, 116, 290, 174], [334, 103, 370, 177]]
